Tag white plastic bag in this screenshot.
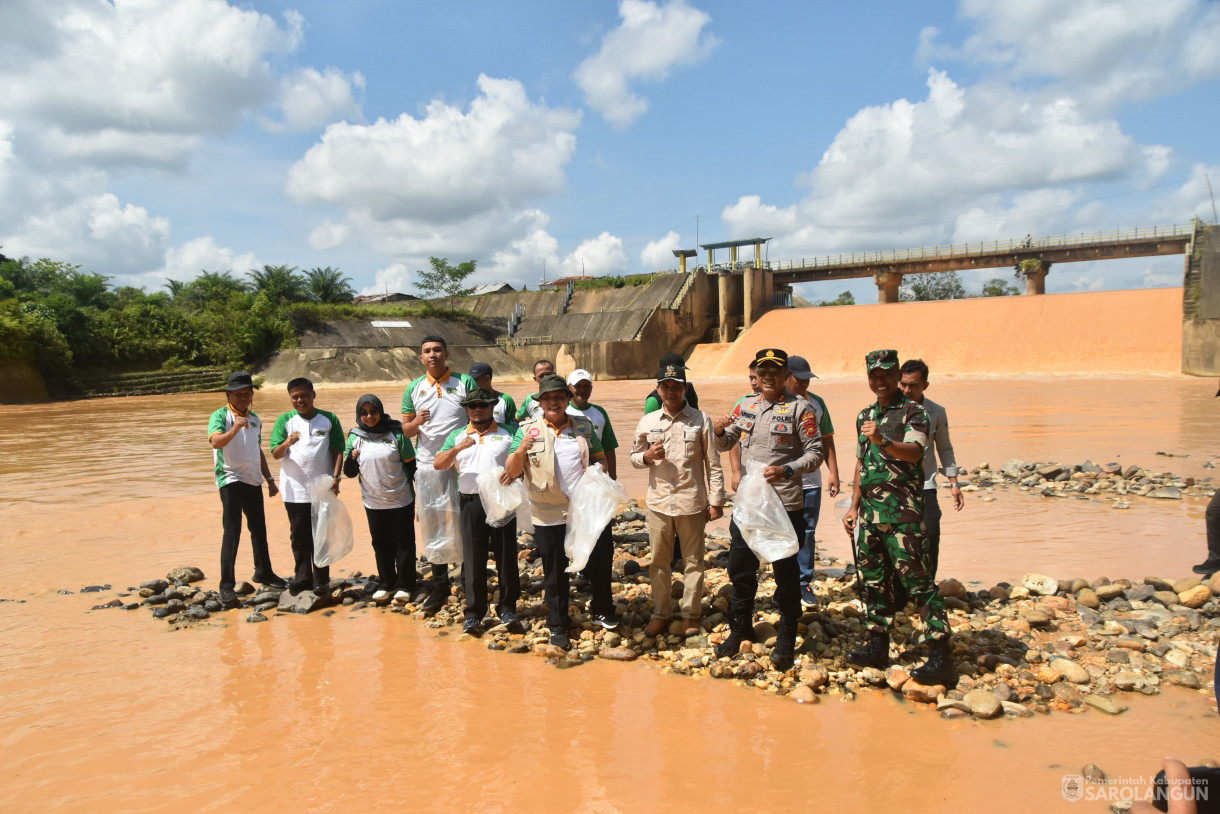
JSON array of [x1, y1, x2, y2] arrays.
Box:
[[564, 462, 628, 573], [476, 466, 526, 528], [733, 461, 798, 564], [417, 467, 462, 565], [309, 474, 355, 567]]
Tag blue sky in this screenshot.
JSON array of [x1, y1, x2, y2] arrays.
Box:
[[2, 0, 1218, 304]]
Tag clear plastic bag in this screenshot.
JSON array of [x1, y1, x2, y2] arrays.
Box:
[[476, 466, 526, 528], [516, 490, 534, 535], [416, 467, 462, 565], [564, 462, 628, 573], [733, 461, 798, 564], [309, 474, 355, 567]]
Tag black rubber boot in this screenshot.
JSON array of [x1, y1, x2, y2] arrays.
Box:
[[771, 617, 798, 672], [422, 581, 448, 615], [847, 630, 890, 669], [910, 637, 955, 686], [714, 613, 756, 658]]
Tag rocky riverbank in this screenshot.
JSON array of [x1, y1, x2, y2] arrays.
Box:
[[79, 503, 1218, 721], [957, 456, 1217, 508]]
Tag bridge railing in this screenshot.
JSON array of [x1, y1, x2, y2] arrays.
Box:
[[764, 223, 1195, 272]]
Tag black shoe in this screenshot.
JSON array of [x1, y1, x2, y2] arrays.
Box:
[[592, 612, 618, 631], [500, 610, 525, 633], [253, 573, 288, 589], [910, 638, 955, 686], [714, 614, 756, 659], [422, 585, 447, 615], [771, 618, 797, 672], [1192, 561, 1220, 576], [847, 631, 891, 669], [800, 585, 817, 608], [462, 618, 483, 637], [287, 579, 308, 596], [219, 587, 239, 605], [549, 629, 571, 649]]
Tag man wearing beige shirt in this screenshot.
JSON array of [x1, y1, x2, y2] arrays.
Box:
[[631, 359, 725, 638]]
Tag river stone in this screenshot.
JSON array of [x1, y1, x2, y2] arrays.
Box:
[[598, 647, 637, 661], [1002, 701, 1033, 718], [1095, 584, 1126, 602], [901, 680, 944, 703], [1021, 609, 1052, 627], [1050, 658, 1090, 684], [1022, 573, 1059, 596], [1173, 576, 1202, 593], [166, 566, 205, 583], [165, 598, 186, 612], [1112, 671, 1147, 692], [753, 621, 777, 642], [1076, 589, 1100, 609], [856, 667, 886, 687], [1147, 487, 1182, 499], [994, 682, 1015, 703], [940, 708, 970, 719], [964, 689, 1002, 719], [140, 579, 169, 594], [938, 578, 967, 599], [1152, 590, 1181, 607], [1206, 571, 1220, 594], [1161, 670, 1201, 689], [278, 590, 325, 614], [1053, 683, 1084, 705], [799, 664, 829, 689], [245, 611, 268, 623], [91, 598, 124, 610], [1125, 584, 1155, 602], [789, 685, 818, 704], [1036, 664, 1064, 684], [187, 607, 209, 620], [736, 661, 764, 679], [885, 666, 911, 691], [1144, 576, 1175, 592], [1083, 694, 1127, 715], [1178, 585, 1210, 608], [936, 697, 971, 714], [233, 581, 255, 596]]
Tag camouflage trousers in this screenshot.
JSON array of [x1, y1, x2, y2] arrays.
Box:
[[855, 520, 947, 644]]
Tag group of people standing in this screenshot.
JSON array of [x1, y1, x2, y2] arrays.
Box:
[[208, 338, 965, 679]]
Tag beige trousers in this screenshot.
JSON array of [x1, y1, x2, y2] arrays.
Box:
[[647, 508, 707, 620]]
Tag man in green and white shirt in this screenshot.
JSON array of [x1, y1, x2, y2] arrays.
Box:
[[469, 361, 518, 431], [402, 335, 478, 613], [270, 377, 345, 597], [514, 358, 554, 422], [434, 388, 521, 635], [208, 371, 285, 604]]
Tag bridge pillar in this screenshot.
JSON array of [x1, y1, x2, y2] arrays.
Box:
[[743, 266, 755, 329], [874, 271, 902, 304], [717, 272, 731, 342], [1021, 260, 1051, 295]]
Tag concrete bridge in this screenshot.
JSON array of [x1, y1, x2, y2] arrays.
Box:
[[766, 222, 1196, 303]]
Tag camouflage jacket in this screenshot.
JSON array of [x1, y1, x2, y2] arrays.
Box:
[[855, 394, 929, 524]]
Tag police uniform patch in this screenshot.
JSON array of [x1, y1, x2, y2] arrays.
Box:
[[802, 415, 818, 437], [528, 428, 540, 437], [771, 421, 791, 434], [773, 404, 793, 416]]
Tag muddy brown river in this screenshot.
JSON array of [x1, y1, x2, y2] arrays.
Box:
[[1, 377, 1216, 812]]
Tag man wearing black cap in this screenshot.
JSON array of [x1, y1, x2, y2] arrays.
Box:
[[208, 372, 286, 604], [1193, 379, 1220, 576], [786, 355, 840, 607], [631, 358, 725, 638], [712, 349, 824, 671], [469, 361, 518, 430], [643, 352, 699, 414], [505, 373, 610, 648], [434, 388, 522, 635]]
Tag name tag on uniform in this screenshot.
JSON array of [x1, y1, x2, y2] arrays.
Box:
[[647, 428, 664, 442], [740, 410, 756, 420], [683, 426, 699, 442]]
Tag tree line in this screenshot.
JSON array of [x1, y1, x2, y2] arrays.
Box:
[[813, 272, 1020, 306]]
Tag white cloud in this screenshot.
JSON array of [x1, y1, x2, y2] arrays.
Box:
[[361, 263, 412, 296], [954, 0, 1220, 110], [159, 236, 258, 282], [640, 230, 682, 269], [266, 67, 366, 133], [307, 221, 352, 250], [561, 232, 630, 277], [574, 0, 718, 128], [483, 214, 561, 288]]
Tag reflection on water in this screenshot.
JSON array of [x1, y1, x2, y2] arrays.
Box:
[[1, 377, 1216, 811]]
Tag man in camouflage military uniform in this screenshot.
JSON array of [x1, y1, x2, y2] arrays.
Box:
[[842, 349, 953, 686]]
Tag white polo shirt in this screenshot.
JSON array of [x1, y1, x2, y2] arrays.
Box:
[[345, 429, 416, 510], [208, 406, 264, 488], [402, 369, 477, 465], [439, 422, 515, 494], [270, 409, 344, 503]]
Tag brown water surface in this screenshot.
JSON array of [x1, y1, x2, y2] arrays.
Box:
[[1, 378, 1216, 812]]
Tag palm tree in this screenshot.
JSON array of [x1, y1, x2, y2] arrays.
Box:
[[247, 264, 307, 304], [305, 266, 355, 304], [186, 270, 247, 306], [164, 279, 187, 300]]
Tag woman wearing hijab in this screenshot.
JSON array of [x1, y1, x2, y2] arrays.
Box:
[[343, 394, 418, 601]]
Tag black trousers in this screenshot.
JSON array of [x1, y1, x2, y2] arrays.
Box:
[[585, 525, 615, 618], [924, 488, 943, 578], [218, 482, 275, 590], [365, 504, 417, 593], [1205, 489, 1220, 566], [727, 509, 805, 622], [459, 493, 520, 621], [286, 501, 330, 590], [534, 524, 570, 629]]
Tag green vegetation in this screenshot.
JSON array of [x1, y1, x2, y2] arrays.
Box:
[[0, 254, 463, 388], [415, 257, 477, 307], [900, 270, 968, 302], [573, 273, 653, 291], [815, 290, 856, 306], [981, 277, 1020, 297]]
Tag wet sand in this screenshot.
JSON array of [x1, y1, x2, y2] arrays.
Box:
[[1, 378, 1216, 812]]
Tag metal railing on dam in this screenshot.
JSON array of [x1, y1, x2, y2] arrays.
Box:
[[765, 223, 1196, 281]]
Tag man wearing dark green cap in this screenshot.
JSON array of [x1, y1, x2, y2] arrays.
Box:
[[712, 348, 824, 672], [843, 349, 953, 686], [435, 387, 522, 635]]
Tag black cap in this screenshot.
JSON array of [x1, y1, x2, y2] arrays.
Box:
[[787, 356, 817, 381], [460, 387, 498, 407], [658, 351, 691, 371], [469, 362, 492, 379], [536, 373, 571, 397], [224, 372, 255, 391], [753, 348, 788, 368], [657, 360, 686, 382]]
